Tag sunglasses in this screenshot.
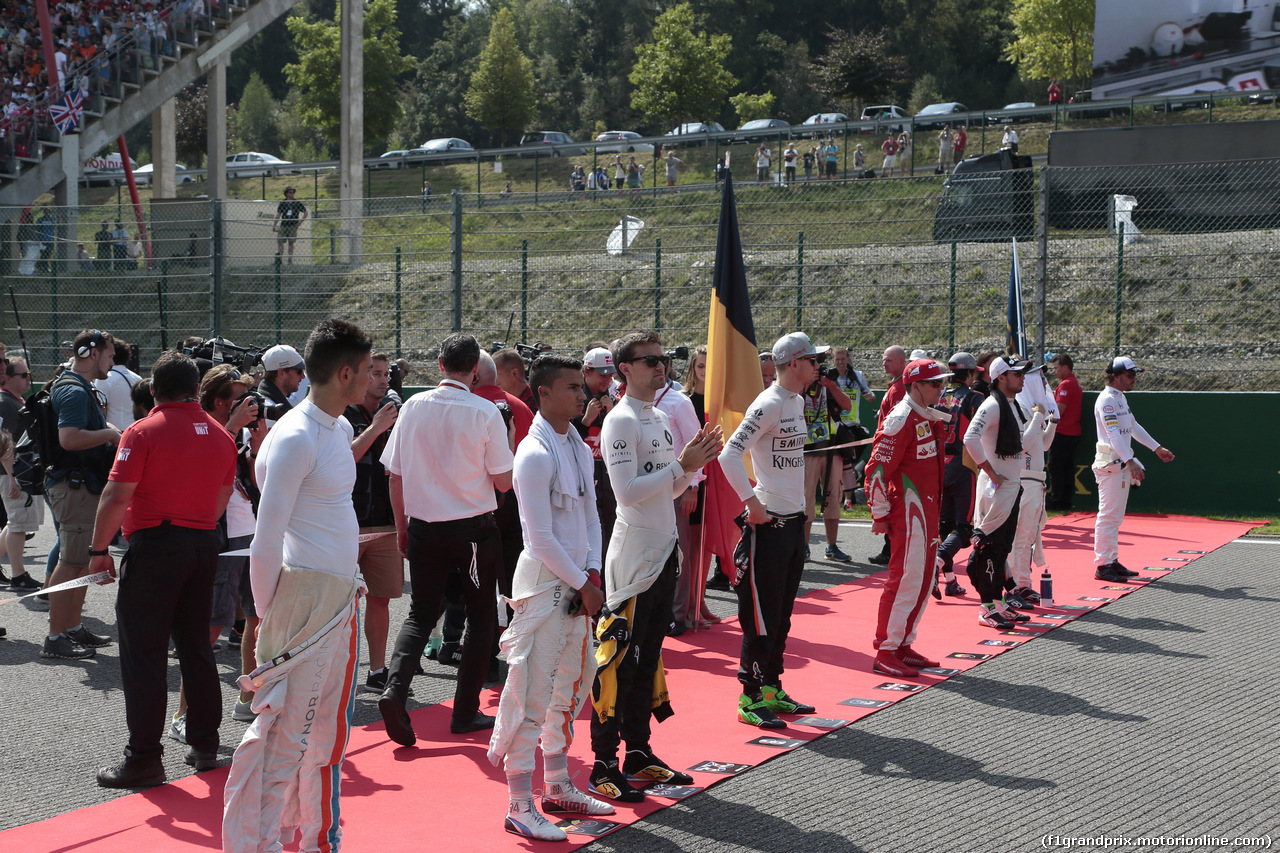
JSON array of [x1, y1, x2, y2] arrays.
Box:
[[7, 371, 30, 378], [925, 379, 945, 388], [627, 354, 671, 368]]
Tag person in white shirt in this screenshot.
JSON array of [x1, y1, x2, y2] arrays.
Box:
[[653, 370, 704, 635], [1092, 357, 1175, 581], [222, 319, 372, 853], [718, 332, 823, 729], [378, 333, 514, 743], [1002, 125, 1019, 153], [487, 354, 611, 841], [962, 355, 1040, 629], [94, 339, 141, 430], [587, 332, 721, 803], [1006, 381, 1056, 607]]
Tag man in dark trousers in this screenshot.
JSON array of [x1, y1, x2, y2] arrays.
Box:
[[92, 352, 237, 787]]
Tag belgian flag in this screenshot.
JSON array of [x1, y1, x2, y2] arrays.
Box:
[[701, 171, 765, 569]]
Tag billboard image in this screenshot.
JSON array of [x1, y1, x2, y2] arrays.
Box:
[[1092, 0, 1280, 98]]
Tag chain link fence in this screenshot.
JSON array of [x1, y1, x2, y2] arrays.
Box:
[[2, 159, 1277, 391]]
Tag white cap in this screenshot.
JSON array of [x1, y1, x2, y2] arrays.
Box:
[[262, 344, 304, 372], [772, 332, 829, 365], [988, 354, 1041, 382], [1106, 356, 1143, 375], [583, 347, 616, 375]]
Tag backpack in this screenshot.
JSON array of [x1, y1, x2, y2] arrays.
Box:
[[13, 373, 80, 495]]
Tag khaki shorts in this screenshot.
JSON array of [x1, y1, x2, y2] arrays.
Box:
[[47, 481, 102, 570], [357, 526, 404, 599], [1, 476, 45, 533], [804, 452, 843, 521]]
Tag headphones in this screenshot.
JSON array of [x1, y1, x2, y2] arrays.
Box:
[[76, 330, 106, 359]]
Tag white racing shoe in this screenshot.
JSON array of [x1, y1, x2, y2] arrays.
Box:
[[542, 780, 616, 815], [504, 797, 567, 841]]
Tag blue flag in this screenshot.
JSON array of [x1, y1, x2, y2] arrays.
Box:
[[1006, 237, 1027, 358]]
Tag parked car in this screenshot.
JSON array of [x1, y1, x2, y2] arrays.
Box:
[[593, 131, 655, 154], [664, 122, 726, 145], [374, 149, 419, 169], [134, 162, 195, 186], [734, 118, 791, 143], [226, 152, 293, 179], [802, 112, 850, 136], [987, 102, 1038, 125], [859, 105, 908, 133], [419, 137, 476, 162], [913, 102, 969, 129], [518, 131, 586, 157]]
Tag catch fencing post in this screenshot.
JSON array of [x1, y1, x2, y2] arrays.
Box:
[[274, 254, 282, 344], [1036, 166, 1050, 359], [395, 246, 402, 356], [451, 190, 463, 332], [654, 238, 661, 329], [1114, 230, 1124, 357], [796, 231, 804, 328], [948, 241, 957, 351], [521, 240, 528, 344], [211, 198, 223, 336]]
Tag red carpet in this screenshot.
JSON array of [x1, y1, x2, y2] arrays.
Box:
[[4, 514, 1257, 851]]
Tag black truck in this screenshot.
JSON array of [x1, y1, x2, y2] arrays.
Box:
[[932, 120, 1280, 241]]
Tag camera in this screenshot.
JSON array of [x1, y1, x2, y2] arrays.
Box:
[[666, 345, 689, 361], [235, 389, 288, 426], [379, 389, 402, 411], [184, 336, 266, 373], [489, 339, 549, 370]]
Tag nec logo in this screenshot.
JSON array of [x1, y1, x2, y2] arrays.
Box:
[[194, 423, 209, 435]]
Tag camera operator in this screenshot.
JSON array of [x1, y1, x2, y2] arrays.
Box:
[[198, 365, 266, 725], [574, 347, 619, 555], [801, 347, 854, 562], [258, 345, 306, 423], [42, 329, 124, 661], [344, 352, 404, 695], [494, 348, 536, 413]]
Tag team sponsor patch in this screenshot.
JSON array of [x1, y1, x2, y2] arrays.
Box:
[[772, 435, 805, 452], [916, 422, 931, 439], [916, 441, 937, 459]]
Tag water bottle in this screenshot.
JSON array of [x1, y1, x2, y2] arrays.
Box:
[[1039, 568, 1054, 608], [983, 479, 997, 500]]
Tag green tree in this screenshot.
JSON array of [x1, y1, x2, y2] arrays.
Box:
[[730, 91, 776, 124], [393, 11, 490, 147], [464, 8, 536, 146], [235, 72, 279, 153], [1005, 0, 1094, 92], [629, 3, 736, 128], [174, 84, 238, 167], [812, 26, 908, 109], [284, 0, 411, 148]]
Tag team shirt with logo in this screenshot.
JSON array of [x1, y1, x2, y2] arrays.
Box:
[[601, 395, 695, 531], [108, 400, 237, 538], [866, 397, 946, 521], [720, 383, 806, 516], [1094, 385, 1158, 465]]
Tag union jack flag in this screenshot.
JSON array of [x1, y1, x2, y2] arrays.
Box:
[[49, 89, 84, 136]]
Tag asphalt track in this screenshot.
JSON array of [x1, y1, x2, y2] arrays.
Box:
[[2, 520, 1276, 852]]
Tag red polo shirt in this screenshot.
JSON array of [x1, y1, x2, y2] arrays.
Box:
[[1053, 373, 1083, 436], [109, 400, 237, 538]]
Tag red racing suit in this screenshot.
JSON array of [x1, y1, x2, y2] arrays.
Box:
[[866, 396, 948, 652]]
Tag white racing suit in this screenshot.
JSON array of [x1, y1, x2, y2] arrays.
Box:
[[1008, 414, 1056, 589], [487, 555, 597, 773], [223, 566, 362, 853], [1091, 386, 1161, 567]]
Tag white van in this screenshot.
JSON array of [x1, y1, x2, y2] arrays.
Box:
[[82, 153, 138, 187]]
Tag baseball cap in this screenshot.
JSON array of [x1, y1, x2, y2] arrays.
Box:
[[584, 347, 616, 375], [947, 351, 980, 372], [772, 332, 829, 365], [1106, 356, 1143, 375], [262, 344, 304, 372], [988, 354, 1041, 381], [909, 348, 930, 361], [903, 359, 952, 384]]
